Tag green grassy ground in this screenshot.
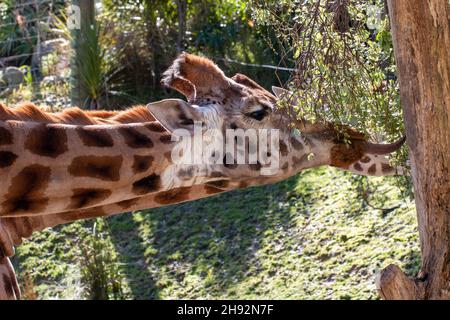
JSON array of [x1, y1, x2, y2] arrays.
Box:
[[12, 167, 419, 300]]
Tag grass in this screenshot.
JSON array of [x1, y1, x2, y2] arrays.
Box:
[[12, 167, 419, 300]]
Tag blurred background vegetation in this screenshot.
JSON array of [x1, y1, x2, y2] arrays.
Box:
[[0, 0, 287, 108], [1, 0, 418, 300]]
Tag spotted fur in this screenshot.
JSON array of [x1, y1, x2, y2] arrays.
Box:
[[0, 53, 406, 300]]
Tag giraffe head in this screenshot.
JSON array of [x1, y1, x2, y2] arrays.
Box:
[[147, 53, 405, 188]]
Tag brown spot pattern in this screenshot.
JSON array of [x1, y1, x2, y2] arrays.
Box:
[[382, 163, 393, 173], [248, 162, 262, 171], [178, 166, 195, 180], [159, 133, 173, 144], [145, 122, 166, 132], [223, 154, 238, 169], [353, 162, 363, 171], [1, 164, 51, 215], [368, 164, 377, 174], [292, 154, 309, 167], [119, 127, 153, 148], [164, 151, 174, 164], [204, 185, 223, 194], [68, 156, 122, 181], [279, 141, 289, 156], [117, 198, 139, 210], [360, 156, 371, 163], [210, 171, 225, 178], [154, 187, 191, 205], [290, 137, 304, 151], [68, 188, 112, 209], [330, 143, 364, 168], [207, 179, 230, 189], [132, 155, 154, 174], [25, 124, 68, 158], [76, 127, 114, 147], [0, 127, 13, 145], [0, 151, 18, 168], [132, 174, 161, 195]]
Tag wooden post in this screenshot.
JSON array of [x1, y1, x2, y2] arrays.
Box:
[[70, 0, 95, 109], [377, 0, 450, 300], [175, 0, 187, 53]]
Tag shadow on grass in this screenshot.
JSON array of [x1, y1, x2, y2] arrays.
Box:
[[107, 214, 161, 299], [105, 168, 419, 299], [107, 176, 299, 298], [402, 249, 422, 277]]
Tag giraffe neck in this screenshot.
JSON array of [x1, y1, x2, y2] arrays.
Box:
[[0, 179, 236, 254], [0, 117, 226, 218], [0, 114, 247, 254], [0, 137, 330, 253]]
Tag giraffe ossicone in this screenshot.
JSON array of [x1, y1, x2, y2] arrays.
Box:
[[0, 52, 406, 299]]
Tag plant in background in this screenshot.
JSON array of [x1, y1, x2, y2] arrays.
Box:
[[250, 0, 410, 192], [98, 0, 287, 104], [0, 0, 66, 61], [78, 219, 126, 300], [19, 64, 32, 85], [19, 272, 39, 300], [52, 9, 130, 109]]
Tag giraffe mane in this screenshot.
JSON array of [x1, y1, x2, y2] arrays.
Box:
[[0, 102, 155, 125]]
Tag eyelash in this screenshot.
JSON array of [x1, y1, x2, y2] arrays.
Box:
[[245, 107, 270, 121]]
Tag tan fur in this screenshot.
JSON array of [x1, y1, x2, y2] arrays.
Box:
[[329, 142, 365, 168], [0, 103, 153, 125], [162, 52, 227, 98]]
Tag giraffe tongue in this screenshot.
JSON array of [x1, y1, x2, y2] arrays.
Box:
[[362, 135, 406, 155]]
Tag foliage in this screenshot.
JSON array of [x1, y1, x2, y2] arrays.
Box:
[[51, 9, 130, 109], [19, 272, 38, 300], [0, 0, 66, 63], [250, 0, 408, 170], [78, 219, 126, 300], [97, 0, 287, 104]]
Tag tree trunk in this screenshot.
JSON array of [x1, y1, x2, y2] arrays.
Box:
[[377, 0, 450, 300], [176, 0, 187, 52], [70, 0, 95, 109]]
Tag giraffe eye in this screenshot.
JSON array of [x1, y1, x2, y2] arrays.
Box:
[[245, 107, 270, 121]]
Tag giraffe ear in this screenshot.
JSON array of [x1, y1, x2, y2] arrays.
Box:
[[162, 52, 228, 101], [233, 73, 266, 91], [232, 73, 276, 100], [272, 86, 299, 106], [147, 99, 203, 135], [272, 86, 290, 98]]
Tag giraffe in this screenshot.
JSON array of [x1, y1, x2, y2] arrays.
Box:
[[0, 53, 406, 299]]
